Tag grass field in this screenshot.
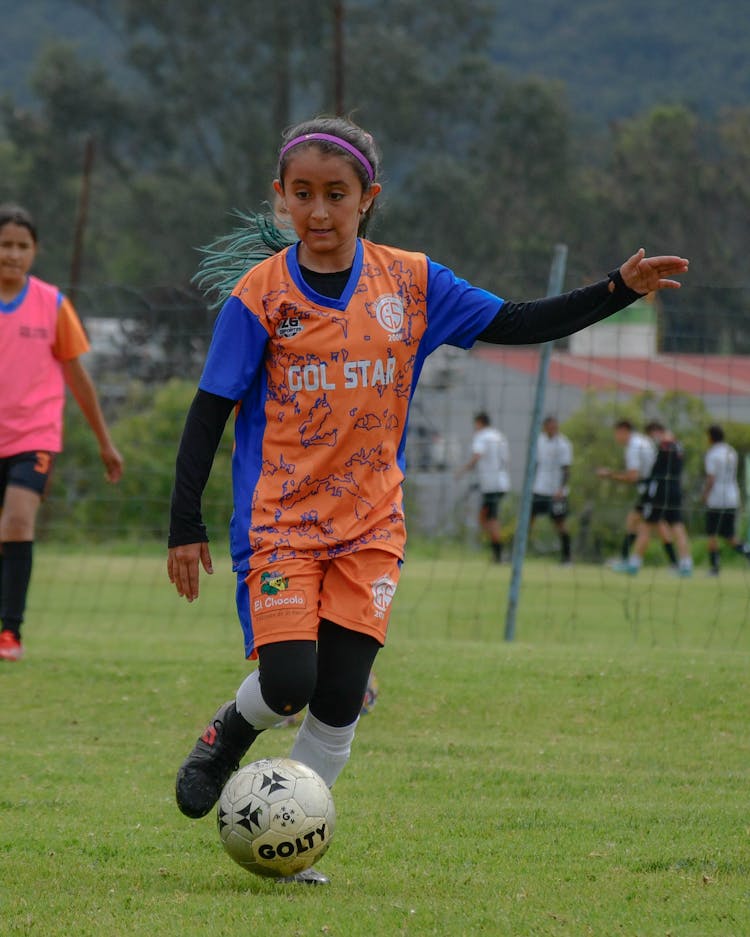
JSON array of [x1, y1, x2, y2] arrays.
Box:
[[2, 547, 749, 936]]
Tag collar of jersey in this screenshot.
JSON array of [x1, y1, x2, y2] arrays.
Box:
[[286, 239, 364, 310], [0, 276, 30, 313]]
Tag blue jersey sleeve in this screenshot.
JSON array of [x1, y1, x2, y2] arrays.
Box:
[[198, 295, 269, 400], [422, 260, 502, 354]]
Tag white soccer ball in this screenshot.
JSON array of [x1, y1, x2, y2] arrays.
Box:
[[217, 757, 335, 878]]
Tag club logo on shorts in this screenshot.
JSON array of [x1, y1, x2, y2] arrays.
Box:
[[260, 570, 289, 595], [371, 575, 397, 618], [276, 316, 304, 339], [374, 294, 404, 338]]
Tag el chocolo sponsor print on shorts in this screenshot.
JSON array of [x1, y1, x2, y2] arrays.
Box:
[[252, 569, 307, 616]]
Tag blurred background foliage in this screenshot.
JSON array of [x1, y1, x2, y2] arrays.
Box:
[[5, 0, 750, 554], [0, 0, 748, 318], [41, 380, 234, 542]]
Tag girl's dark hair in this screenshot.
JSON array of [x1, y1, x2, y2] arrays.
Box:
[[194, 119, 381, 306], [644, 420, 665, 434], [707, 424, 724, 442], [0, 204, 37, 242], [277, 116, 381, 235]]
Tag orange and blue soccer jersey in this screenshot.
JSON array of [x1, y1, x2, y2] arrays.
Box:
[[199, 239, 502, 573], [0, 275, 90, 457]]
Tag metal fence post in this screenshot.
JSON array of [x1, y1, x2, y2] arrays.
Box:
[[504, 243, 568, 641]]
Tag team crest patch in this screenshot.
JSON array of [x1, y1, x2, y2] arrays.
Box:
[[374, 294, 404, 337], [371, 574, 397, 617], [260, 570, 289, 595], [276, 316, 303, 339]]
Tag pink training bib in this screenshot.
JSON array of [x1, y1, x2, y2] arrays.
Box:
[[0, 275, 88, 457]]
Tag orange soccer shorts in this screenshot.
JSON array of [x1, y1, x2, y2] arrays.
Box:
[[236, 548, 402, 659]]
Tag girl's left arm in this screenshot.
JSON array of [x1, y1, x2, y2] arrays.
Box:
[[62, 357, 124, 482], [478, 249, 689, 346]]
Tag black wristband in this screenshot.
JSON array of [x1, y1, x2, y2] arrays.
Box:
[[608, 268, 645, 299]]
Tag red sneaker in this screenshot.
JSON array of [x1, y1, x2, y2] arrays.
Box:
[[0, 630, 24, 661]]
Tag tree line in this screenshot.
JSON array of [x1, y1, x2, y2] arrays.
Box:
[[1, 0, 749, 351]]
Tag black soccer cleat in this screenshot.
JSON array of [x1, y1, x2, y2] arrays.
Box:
[[175, 701, 259, 819]]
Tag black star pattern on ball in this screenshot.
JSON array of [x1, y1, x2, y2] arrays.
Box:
[[273, 806, 296, 828], [236, 801, 264, 832], [259, 770, 290, 795], [217, 807, 229, 831]]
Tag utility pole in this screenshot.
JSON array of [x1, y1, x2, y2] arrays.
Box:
[[273, 5, 291, 134], [69, 136, 95, 308], [333, 0, 345, 115]]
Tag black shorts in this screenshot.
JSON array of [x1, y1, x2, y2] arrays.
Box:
[[641, 501, 683, 525], [532, 494, 568, 520], [705, 508, 736, 539], [0, 451, 55, 500], [634, 481, 649, 513], [480, 491, 505, 520], [642, 480, 683, 525]]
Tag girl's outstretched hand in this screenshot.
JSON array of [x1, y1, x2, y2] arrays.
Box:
[[618, 248, 689, 295], [168, 541, 213, 602]]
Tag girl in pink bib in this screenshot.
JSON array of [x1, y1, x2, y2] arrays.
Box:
[[0, 205, 124, 661]]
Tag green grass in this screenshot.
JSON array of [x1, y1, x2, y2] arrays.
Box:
[[1, 547, 749, 936]]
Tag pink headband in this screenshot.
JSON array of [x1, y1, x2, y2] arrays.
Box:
[[279, 132, 375, 182]]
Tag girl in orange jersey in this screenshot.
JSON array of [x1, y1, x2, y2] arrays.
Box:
[[167, 117, 688, 882], [0, 205, 124, 661]]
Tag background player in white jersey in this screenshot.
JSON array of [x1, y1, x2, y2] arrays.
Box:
[[456, 412, 510, 562], [702, 424, 750, 575], [530, 416, 573, 564], [597, 419, 679, 569]]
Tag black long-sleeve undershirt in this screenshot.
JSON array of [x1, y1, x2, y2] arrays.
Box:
[[477, 276, 642, 345], [168, 391, 235, 547], [168, 273, 643, 547]]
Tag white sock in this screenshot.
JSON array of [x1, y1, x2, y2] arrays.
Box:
[[289, 711, 358, 788], [235, 670, 285, 730]]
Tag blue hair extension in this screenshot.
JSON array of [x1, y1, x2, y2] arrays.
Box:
[[193, 208, 297, 307]]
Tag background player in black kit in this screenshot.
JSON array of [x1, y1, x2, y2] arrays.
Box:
[[616, 421, 693, 577]]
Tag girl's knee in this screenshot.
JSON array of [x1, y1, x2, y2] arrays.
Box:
[[257, 640, 317, 715]]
